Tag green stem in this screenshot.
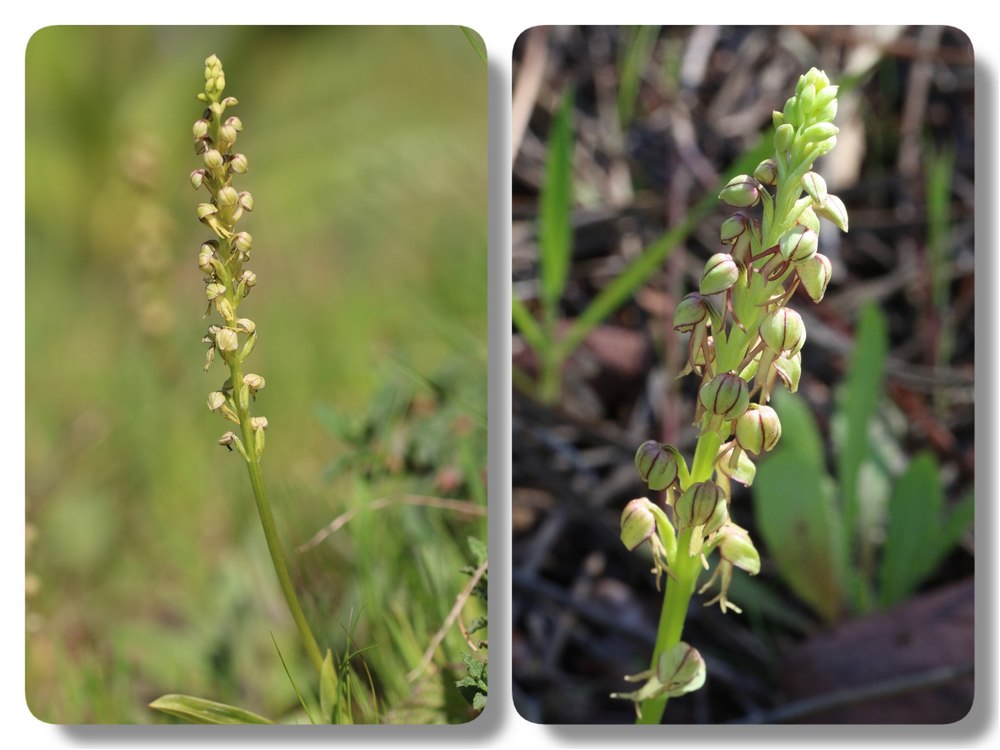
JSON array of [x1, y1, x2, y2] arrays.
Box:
[[230, 357, 326, 675], [637, 429, 722, 724]]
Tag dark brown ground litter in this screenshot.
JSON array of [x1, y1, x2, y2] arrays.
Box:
[[512, 26, 974, 725]]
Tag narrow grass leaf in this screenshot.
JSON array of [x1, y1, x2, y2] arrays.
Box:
[[269, 632, 318, 724], [320, 649, 338, 724], [538, 90, 575, 317], [617, 26, 660, 129], [935, 488, 974, 564], [559, 137, 771, 359], [148, 694, 274, 725]]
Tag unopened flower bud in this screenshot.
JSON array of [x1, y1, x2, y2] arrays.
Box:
[[700, 253, 740, 296], [219, 124, 237, 147], [634, 441, 680, 491], [798, 84, 816, 118], [760, 308, 806, 356], [778, 226, 818, 263], [238, 191, 254, 212], [217, 186, 239, 208], [225, 116, 243, 132], [816, 194, 849, 232], [718, 175, 761, 208], [240, 270, 257, 288], [236, 318, 256, 334], [771, 110, 784, 128], [230, 153, 249, 174], [673, 293, 709, 332], [796, 206, 820, 233], [675, 482, 725, 533], [192, 119, 210, 139], [216, 327, 239, 352], [774, 123, 795, 154], [720, 212, 750, 245], [799, 67, 831, 94], [218, 431, 237, 449], [797, 253, 832, 302], [801, 122, 839, 143], [703, 497, 729, 537], [699, 372, 750, 420], [735, 404, 782, 454], [251, 416, 269, 431], [203, 149, 224, 170], [620, 498, 657, 551], [190, 169, 206, 190], [753, 158, 777, 186], [198, 249, 215, 273], [801, 172, 828, 205], [207, 391, 226, 411]]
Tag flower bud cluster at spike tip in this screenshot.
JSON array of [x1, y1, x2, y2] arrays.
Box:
[[191, 55, 268, 454]]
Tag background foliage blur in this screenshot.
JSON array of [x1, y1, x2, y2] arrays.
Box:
[[26, 26, 487, 723]]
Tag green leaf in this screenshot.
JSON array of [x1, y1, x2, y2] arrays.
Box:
[[539, 89, 575, 316], [771, 387, 824, 470], [838, 303, 888, 565], [879, 456, 973, 607], [472, 692, 488, 711], [149, 694, 274, 724], [320, 649, 338, 724], [617, 26, 660, 128], [753, 450, 847, 623]]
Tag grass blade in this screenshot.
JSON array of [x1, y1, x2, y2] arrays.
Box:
[[149, 694, 274, 725], [459, 27, 487, 67], [539, 90, 575, 317]]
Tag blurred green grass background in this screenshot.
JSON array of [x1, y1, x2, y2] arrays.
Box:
[[26, 26, 487, 724]]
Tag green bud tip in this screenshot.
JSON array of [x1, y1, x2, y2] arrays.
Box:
[[752, 159, 778, 186], [203, 149, 224, 170], [801, 172, 828, 204], [217, 186, 239, 208]]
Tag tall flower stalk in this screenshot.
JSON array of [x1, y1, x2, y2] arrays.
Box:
[[613, 69, 849, 724], [191, 54, 325, 675]]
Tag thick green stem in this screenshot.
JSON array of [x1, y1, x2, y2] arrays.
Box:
[[636, 429, 722, 724], [229, 357, 326, 675]]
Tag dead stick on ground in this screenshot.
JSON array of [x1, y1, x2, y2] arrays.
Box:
[[407, 559, 488, 682]]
